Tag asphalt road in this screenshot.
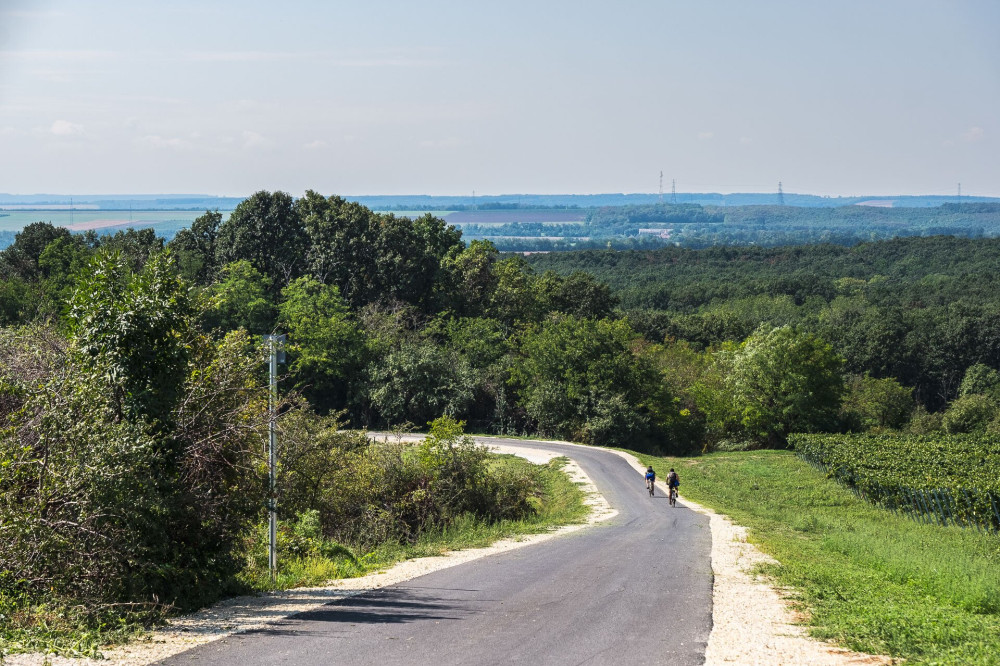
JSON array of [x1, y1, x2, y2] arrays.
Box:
[[159, 439, 713, 666]]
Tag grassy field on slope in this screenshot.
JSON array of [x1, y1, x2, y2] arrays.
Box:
[[636, 450, 1000, 665]]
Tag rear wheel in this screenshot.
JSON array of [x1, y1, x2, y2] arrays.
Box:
[[669, 487, 677, 506], [647, 480, 654, 497]]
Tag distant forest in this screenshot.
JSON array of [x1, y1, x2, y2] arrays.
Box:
[[468, 202, 1000, 251], [527, 235, 1000, 410]]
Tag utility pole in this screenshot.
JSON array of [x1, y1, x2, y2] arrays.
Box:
[[671, 179, 677, 204], [265, 334, 286, 583], [777, 181, 785, 206], [658, 171, 663, 203]]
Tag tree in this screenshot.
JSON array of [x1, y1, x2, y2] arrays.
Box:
[[0, 221, 72, 279], [96, 227, 165, 272], [168, 209, 222, 284], [723, 325, 845, 447], [297, 191, 379, 300], [840, 374, 914, 431], [513, 316, 661, 447], [202, 260, 277, 334], [38, 235, 93, 310], [68, 249, 193, 427], [959, 363, 1000, 402], [440, 240, 500, 316], [216, 190, 307, 290], [487, 256, 540, 325], [372, 213, 451, 308], [942, 394, 996, 434], [278, 276, 366, 412], [551, 271, 618, 319], [366, 338, 474, 427]]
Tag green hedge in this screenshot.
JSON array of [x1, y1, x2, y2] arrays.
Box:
[[790, 432, 1000, 531]]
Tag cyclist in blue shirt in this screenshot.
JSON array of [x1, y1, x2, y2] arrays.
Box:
[[644, 466, 656, 493]]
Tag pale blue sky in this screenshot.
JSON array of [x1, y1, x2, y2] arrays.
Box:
[[1, 0, 997, 196]]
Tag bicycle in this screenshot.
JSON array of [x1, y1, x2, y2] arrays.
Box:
[[668, 484, 677, 506], [646, 478, 655, 497]]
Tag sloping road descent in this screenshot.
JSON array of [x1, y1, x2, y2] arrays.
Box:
[[159, 438, 713, 665]]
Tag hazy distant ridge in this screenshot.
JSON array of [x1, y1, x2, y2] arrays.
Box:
[[2, 192, 997, 211]]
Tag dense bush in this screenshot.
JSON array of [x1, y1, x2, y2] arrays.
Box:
[[0, 253, 270, 612], [941, 394, 997, 434], [278, 414, 538, 548]]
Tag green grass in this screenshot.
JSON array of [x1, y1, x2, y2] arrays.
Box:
[[635, 449, 1000, 665]]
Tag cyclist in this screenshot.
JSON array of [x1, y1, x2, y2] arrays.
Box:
[[644, 466, 656, 494], [666, 468, 680, 503]]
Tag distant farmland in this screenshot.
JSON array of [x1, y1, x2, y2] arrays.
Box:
[[443, 209, 587, 224], [0, 210, 209, 239]]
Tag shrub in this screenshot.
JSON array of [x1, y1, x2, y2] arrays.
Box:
[[942, 394, 997, 434], [278, 414, 538, 548]]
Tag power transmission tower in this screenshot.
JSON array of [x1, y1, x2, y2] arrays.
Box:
[[777, 181, 785, 206], [658, 171, 663, 203], [671, 179, 677, 204]]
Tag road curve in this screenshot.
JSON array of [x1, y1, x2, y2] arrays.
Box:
[[158, 438, 713, 665]]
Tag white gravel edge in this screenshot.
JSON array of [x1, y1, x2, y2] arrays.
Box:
[[592, 445, 894, 666], [3, 443, 614, 666]]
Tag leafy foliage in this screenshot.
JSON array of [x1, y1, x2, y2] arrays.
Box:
[[277, 413, 538, 547], [721, 325, 844, 447]]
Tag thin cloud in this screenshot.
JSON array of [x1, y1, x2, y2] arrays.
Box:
[[0, 49, 115, 62], [961, 126, 985, 143], [1, 10, 67, 18], [50, 120, 83, 136], [303, 139, 328, 150], [242, 131, 270, 149], [739, 136, 753, 145], [136, 134, 188, 150], [419, 137, 463, 148], [697, 131, 714, 140], [181, 51, 442, 67]]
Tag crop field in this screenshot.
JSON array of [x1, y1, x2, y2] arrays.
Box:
[[791, 432, 1000, 531], [0, 210, 216, 239]]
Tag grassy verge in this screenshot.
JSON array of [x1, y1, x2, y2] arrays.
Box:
[[635, 449, 1000, 665], [0, 454, 587, 659], [241, 454, 588, 590]]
